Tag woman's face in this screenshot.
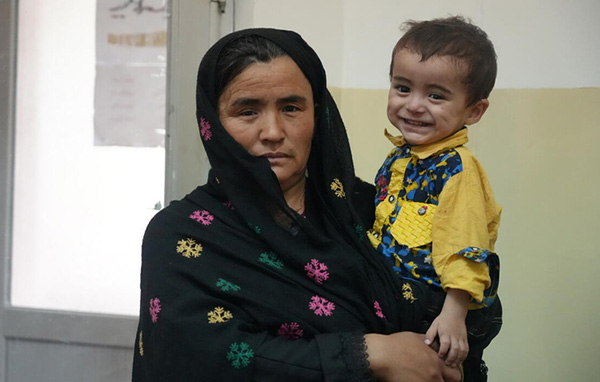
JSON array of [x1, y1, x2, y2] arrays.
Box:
[[218, 56, 315, 194]]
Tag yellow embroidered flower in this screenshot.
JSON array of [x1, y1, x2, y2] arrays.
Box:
[[330, 178, 346, 198], [208, 306, 233, 323], [138, 331, 144, 356], [176, 238, 203, 258], [402, 283, 417, 303]]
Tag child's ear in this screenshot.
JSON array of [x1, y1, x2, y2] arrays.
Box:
[[464, 99, 489, 125]]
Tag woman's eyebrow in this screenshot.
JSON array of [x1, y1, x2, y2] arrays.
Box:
[[230, 95, 307, 107], [278, 95, 308, 104], [231, 97, 263, 107]]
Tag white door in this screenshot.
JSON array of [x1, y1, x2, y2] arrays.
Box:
[[0, 1, 229, 380]]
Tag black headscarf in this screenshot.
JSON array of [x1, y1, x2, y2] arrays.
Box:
[[196, 28, 371, 247], [133, 28, 416, 381]]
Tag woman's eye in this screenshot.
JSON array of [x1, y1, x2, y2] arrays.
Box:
[[282, 105, 300, 112], [239, 109, 257, 117]]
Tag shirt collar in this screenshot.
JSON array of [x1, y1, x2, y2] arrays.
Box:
[[384, 127, 469, 159]]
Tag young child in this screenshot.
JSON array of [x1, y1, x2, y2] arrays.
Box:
[[368, 16, 501, 379]]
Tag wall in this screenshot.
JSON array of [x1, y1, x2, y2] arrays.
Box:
[[242, 0, 600, 380]]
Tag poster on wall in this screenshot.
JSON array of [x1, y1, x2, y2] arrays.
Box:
[[94, 0, 168, 147]]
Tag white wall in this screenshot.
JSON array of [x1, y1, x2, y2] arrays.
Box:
[[342, 0, 600, 89], [239, 0, 600, 90], [236, 0, 345, 87]]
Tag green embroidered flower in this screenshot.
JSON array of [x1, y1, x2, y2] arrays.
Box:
[[258, 252, 284, 269], [216, 278, 241, 292], [354, 224, 366, 241], [227, 342, 254, 369], [247, 222, 262, 235]]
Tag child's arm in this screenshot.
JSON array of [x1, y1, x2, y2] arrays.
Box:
[[424, 288, 470, 367]]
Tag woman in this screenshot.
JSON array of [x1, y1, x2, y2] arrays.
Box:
[[132, 28, 461, 381]]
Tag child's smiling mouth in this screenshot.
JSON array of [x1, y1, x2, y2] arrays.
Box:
[[402, 118, 432, 127]]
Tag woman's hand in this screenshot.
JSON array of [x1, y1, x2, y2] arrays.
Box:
[[365, 332, 462, 382]]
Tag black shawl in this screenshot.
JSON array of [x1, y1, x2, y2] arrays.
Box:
[[132, 28, 417, 382]]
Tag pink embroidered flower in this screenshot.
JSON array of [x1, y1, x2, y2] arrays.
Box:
[[304, 259, 329, 284], [190, 210, 214, 225], [374, 300, 386, 319], [149, 298, 161, 323], [309, 295, 335, 316], [277, 322, 304, 339], [223, 200, 235, 210], [200, 117, 212, 141]]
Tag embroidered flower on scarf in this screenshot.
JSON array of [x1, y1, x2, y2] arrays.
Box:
[[149, 298, 161, 323], [277, 322, 304, 339], [324, 106, 332, 123], [216, 278, 241, 292], [374, 300, 386, 319], [258, 252, 284, 269], [402, 282, 417, 303], [226, 342, 254, 369], [176, 238, 203, 258], [138, 331, 144, 356], [190, 210, 214, 225], [309, 295, 335, 316], [223, 200, 235, 210], [354, 224, 366, 241], [208, 306, 233, 323], [248, 222, 262, 235], [330, 178, 346, 198], [199, 117, 212, 141], [304, 259, 329, 284]]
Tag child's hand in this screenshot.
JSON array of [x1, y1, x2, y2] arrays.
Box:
[[425, 312, 469, 367], [424, 288, 471, 368]]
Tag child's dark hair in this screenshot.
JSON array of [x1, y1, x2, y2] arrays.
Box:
[[390, 15, 497, 106]]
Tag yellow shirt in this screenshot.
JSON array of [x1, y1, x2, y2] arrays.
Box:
[[369, 128, 501, 305]]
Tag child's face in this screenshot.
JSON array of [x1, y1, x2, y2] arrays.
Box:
[[387, 49, 488, 146]]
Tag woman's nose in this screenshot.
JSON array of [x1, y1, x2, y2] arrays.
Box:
[[260, 113, 285, 141]]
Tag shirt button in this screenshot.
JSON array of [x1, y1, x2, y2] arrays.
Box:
[[418, 206, 427, 215], [388, 195, 395, 203]]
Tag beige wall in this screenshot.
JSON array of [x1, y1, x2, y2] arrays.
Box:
[[473, 88, 600, 380], [337, 86, 600, 380]]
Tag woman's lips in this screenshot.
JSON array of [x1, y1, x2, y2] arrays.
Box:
[[262, 152, 287, 158], [261, 152, 289, 164]]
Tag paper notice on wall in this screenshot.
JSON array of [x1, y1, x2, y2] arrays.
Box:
[[94, 0, 167, 147]]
